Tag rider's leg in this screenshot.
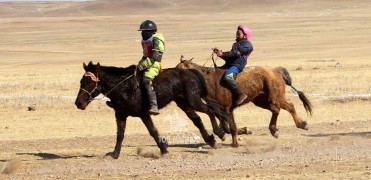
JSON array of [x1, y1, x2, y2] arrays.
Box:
[[223, 66, 247, 106]]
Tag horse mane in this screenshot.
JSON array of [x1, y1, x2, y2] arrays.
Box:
[[99, 65, 136, 76], [189, 62, 218, 72], [188, 61, 265, 73], [188, 69, 208, 97], [98, 64, 139, 94]]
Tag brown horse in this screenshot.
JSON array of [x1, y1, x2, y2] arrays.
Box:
[[176, 56, 313, 147]]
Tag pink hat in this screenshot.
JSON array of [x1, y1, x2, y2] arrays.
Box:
[[238, 25, 252, 39]]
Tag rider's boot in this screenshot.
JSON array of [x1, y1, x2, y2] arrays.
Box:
[[143, 77, 160, 115]]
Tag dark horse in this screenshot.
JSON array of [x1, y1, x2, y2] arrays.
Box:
[[176, 56, 313, 147], [75, 61, 218, 159]]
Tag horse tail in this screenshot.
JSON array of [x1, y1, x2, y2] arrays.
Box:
[[189, 69, 208, 97], [276, 67, 313, 115]]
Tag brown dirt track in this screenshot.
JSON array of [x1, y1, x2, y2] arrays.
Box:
[[0, 0, 370, 179]]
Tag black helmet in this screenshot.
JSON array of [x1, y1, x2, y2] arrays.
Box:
[[138, 20, 157, 31]]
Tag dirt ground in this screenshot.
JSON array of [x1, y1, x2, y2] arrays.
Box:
[[0, 0, 370, 179]]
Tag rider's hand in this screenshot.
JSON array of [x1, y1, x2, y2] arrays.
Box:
[[213, 48, 223, 57], [137, 64, 146, 71]]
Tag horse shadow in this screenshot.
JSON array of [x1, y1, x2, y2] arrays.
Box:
[[15, 152, 96, 160], [144, 143, 212, 154], [303, 131, 371, 138], [168, 143, 206, 148], [169, 143, 213, 154]]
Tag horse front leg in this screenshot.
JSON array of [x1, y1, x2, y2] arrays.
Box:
[[176, 99, 217, 148], [106, 112, 128, 159], [141, 114, 169, 154], [210, 114, 227, 141], [184, 109, 217, 148], [203, 103, 226, 141], [228, 110, 239, 148]]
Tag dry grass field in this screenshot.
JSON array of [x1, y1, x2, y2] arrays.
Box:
[[0, 0, 370, 179]]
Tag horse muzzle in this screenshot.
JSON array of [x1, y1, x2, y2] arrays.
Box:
[[75, 100, 88, 110]]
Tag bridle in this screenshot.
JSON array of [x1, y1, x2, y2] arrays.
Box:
[[80, 71, 135, 101], [80, 72, 101, 102]]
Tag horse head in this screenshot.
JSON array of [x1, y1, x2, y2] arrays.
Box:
[[175, 55, 194, 69], [176, 55, 215, 74], [75, 61, 102, 110]]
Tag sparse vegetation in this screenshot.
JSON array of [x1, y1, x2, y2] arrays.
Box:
[[0, 0, 370, 179]]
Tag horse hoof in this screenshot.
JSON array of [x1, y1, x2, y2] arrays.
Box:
[[207, 134, 217, 148], [240, 127, 252, 135], [246, 130, 253, 135], [106, 152, 119, 159], [209, 141, 218, 149], [231, 143, 239, 148], [215, 131, 226, 141], [270, 129, 279, 138], [273, 132, 279, 138], [212, 143, 218, 149], [301, 121, 309, 130], [269, 127, 278, 138], [159, 141, 169, 154], [221, 134, 227, 141], [212, 141, 218, 149], [160, 149, 169, 155]]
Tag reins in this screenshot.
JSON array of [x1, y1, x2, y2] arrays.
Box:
[[211, 52, 218, 69], [103, 74, 134, 97], [202, 52, 219, 73], [207, 54, 223, 122], [80, 71, 136, 101], [193, 54, 223, 122]]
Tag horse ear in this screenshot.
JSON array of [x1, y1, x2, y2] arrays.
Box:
[[180, 55, 184, 62], [96, 62, 101, 73], [83, 62, 88, 71], [190, 58, 194, 62], [88, 61, 93, 67]]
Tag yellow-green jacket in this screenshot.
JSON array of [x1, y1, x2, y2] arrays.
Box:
[[138, 33, 165, 79]]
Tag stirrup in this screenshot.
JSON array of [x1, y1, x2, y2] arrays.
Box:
[[149, 106, 160, 115], [235, 94, 247, 106]]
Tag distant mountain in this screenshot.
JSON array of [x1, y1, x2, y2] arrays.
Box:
[[0, 0, 288, 17], [0, 0, 361, 17]]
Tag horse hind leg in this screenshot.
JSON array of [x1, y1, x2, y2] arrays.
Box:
[[186, 109, 217, 148], [269, 112, 279, 138], [176, 100, 217, 148], [182, 92, 225, 143], [253, 95, 280, 138], [268, 99, 310, 138], [265, 98, 285, 138], [281, 100, 308, 130]]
